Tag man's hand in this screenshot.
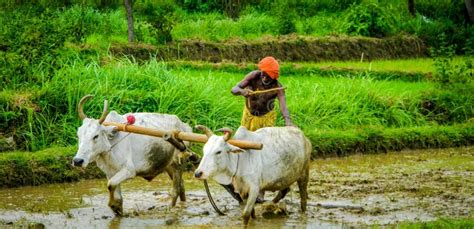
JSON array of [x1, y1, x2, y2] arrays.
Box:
[[242, 88, 254, 97]]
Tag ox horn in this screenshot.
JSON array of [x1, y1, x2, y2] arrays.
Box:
[[98, 99, 109, 124], [217, 127, 233, 141], [78, 95, 94, 120], [195, 125, 214, 137]]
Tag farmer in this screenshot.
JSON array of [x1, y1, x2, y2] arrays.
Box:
[[231, 56, 293, 130], [222, 56, 294, 203]]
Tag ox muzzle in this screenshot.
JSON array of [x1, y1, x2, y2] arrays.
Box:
[[72, 157, 84, 167], [194, 170, 204, 179]]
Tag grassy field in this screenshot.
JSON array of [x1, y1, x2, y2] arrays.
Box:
[[1, 56, 472, 152], [303, 56, 472, 73]]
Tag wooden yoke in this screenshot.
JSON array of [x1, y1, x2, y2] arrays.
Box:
[[103, 122, 263, 150]]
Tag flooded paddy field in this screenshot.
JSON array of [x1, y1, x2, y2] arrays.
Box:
[[0, 147, 472, 228]]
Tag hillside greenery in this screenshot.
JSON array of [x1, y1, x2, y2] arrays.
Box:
[[0, 0, 473, 154]]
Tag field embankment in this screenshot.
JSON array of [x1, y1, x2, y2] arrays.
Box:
[[0, 147, 103, 188], [109, 35, 428, 62]]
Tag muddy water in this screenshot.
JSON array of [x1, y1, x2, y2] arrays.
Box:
[[0, 147, 472, 227]]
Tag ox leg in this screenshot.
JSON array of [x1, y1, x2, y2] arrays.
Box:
[[107, 168, 135, 216], [176, 163, 186, 202], [272, 187, 290, 203], [297, 167, 309, 212], [166, 164, 185, 206], [108, 185, 123, 215], [242, 187, 259, 225]]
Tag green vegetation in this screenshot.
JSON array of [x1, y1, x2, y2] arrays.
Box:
[[397, 218, 474, 228], [1, 57, 472, 151], [308, 123, 473, 157], [0, 146, 103, 187], [1, 0, 473, 48], [0, 0, 473, 187], [311, 57, 471, 73]]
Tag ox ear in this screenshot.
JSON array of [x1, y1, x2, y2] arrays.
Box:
[[227, 144, 245, 154], [104, 126, 118, 139]]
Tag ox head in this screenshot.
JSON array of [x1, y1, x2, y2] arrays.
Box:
[[73, 95, 116, 167], [194, 125, 244, 182]]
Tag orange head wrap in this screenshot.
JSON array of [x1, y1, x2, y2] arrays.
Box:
[[258, 56, 279, 79]]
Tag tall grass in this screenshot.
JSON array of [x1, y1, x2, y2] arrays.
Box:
[[294, 11, 345, 36], [3, 56, 443, 150], [280, 74, 433, 129], [171, 12, 280, 41]]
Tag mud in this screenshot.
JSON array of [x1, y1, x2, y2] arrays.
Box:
[[0, 147, 472, 227]]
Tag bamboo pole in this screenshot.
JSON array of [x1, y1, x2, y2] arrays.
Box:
[[249, 87, 286, 96], [103, 122, 263, 150]]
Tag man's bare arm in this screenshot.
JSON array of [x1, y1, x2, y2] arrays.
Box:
[[231, 71, 259, 97]]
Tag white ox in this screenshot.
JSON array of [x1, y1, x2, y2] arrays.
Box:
[[72, 95, 191, 215], [194, 125, 311, 223]]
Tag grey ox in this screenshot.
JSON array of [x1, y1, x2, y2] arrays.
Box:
[[194, 125, 311, 224], [72, 95, 190, 215]]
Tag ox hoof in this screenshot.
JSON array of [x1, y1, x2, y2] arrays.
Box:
[[109, 201, 123, 216], [242, 215, 251, 225]]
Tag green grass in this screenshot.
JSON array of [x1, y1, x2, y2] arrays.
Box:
[[294, 11, 345, 36], [397, 217, 474, 228], [307, 123, 474, 157], [171, 11, 280, 41], [175, 67, 436, 129], [310, 56, 472, 73], [3, 57, 472, 151]]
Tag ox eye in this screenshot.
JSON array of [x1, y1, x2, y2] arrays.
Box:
[[215, 150, 222, 155], [93, 135, 99, 140]]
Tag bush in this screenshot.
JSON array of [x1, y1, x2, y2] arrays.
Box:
[[342, 3, 395, 37], [135, 0, 177, 44], [431, 34, 473, 87], [420, 34, 474, 124]]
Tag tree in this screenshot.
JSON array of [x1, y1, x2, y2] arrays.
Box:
[[408, 0, 415, 17], [124, 0, 134, 43], [466, 0, 474, 23]]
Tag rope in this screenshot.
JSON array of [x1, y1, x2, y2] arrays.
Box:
[[110, 124, 132, 149], [204, 180, 226, 216], [203, 154, 240, 216]]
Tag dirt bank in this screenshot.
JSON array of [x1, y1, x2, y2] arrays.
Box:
[[0, 147, 472, 227], [109, 35, 427, 62]]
